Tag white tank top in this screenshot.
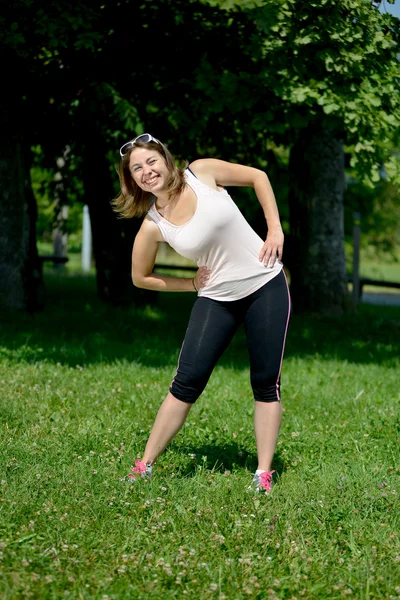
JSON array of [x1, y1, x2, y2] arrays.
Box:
[[147, 169, 283, 301]]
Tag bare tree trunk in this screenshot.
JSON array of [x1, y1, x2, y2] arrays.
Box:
[[52, 152, 70, 269], [288, 126, 350, 314], [52, 205, 68, 268], [0, 94, 44, 312]]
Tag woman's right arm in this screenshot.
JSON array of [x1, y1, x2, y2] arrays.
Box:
[[132, 216, 209, 292]]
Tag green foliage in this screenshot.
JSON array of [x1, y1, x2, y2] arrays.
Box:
[[344, 126, 400, 255], [0, 274, 399, 598], [345, 175, 400, 256], [241, 0, 400, 181], [0, 0, 104, 57], [31, 147, 85, 247], [166, 0, 400, 193], [2, 0, 400, 259]]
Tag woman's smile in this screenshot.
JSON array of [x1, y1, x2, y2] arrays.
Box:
[[144, 175, 159, 187]]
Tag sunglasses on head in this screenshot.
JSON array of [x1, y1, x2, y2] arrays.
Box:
[[119, 133, 160, 157]]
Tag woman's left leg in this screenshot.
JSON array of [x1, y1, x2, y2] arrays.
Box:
[[244, 271, 291, 472]]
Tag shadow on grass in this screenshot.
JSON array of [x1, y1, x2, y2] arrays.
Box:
[[0, 272, 399, 368], [168, 441, 286, 479]]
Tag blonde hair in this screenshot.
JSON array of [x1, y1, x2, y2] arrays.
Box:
[[112, 140, 187, 218]]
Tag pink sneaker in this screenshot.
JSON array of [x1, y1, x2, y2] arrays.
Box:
[[121, 459, 152, 482], [249, 470, 275, 494]]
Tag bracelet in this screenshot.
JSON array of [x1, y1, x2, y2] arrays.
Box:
[[192, 278, 198, 292]]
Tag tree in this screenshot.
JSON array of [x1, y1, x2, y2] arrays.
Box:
[[191, 0, 400, 313], [2, 0, 399, 315], [252, 0, 400, 312], [0, 0, 104, 311], [0, 69, 44, 311], [1, 0, 235, 308]]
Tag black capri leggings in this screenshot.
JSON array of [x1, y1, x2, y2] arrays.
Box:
[[170, 270, 291, 404]]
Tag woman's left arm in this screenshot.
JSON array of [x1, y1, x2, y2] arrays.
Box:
[[189, 158, 284, 266]]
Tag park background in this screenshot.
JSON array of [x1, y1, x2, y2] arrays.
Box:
[[0, 0, 399, 598]]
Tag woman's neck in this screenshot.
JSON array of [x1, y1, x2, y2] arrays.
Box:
[[155, 190, 181, 211], [154, 191, 170, 208], [155, 197, 171, 209]]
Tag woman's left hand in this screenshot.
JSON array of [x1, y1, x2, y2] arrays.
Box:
[[259, 228, 284, 267]]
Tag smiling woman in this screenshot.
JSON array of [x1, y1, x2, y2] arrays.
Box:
[[112, 133, 291, 495], [112, 135, 186, 219]]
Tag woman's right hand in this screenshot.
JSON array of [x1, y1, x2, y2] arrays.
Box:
[[194, 266, 211, 290]]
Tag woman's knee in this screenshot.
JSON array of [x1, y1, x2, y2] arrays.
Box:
[[252, 377, 282, 403], [169, 374, 208, 404]]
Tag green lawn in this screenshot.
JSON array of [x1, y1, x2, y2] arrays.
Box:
[[0, 272, 399, 599]]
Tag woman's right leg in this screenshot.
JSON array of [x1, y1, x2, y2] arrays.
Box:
[[138, 297, 239, 466], [141, 392, 192, 465]]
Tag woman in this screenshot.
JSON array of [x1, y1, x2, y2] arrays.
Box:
[[113, 133, 291, 494]]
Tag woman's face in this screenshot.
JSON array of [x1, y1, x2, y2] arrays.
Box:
[[129, 147, 169, 194]]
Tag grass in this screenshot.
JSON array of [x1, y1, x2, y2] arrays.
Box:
[[0, 271, 399, 599]]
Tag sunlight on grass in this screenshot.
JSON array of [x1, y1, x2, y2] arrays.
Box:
[[0, 272, 399, 599]]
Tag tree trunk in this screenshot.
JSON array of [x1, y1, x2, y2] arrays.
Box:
[[52, 205, 68, 269], [288, 126, 350, 314], [0, 93, 44, 312], [82, 132, 155, 307], [52, 152, 70, 269]]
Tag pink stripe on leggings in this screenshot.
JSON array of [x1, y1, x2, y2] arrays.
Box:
[[275, 270, 291, 401]]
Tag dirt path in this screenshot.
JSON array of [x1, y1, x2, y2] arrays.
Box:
[[361, 292, 400, 306]]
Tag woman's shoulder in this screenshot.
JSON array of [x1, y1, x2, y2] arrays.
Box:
[[140, 214, 165, 241], [188, 159, 220, 189], [188, 158, 212, 176]]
